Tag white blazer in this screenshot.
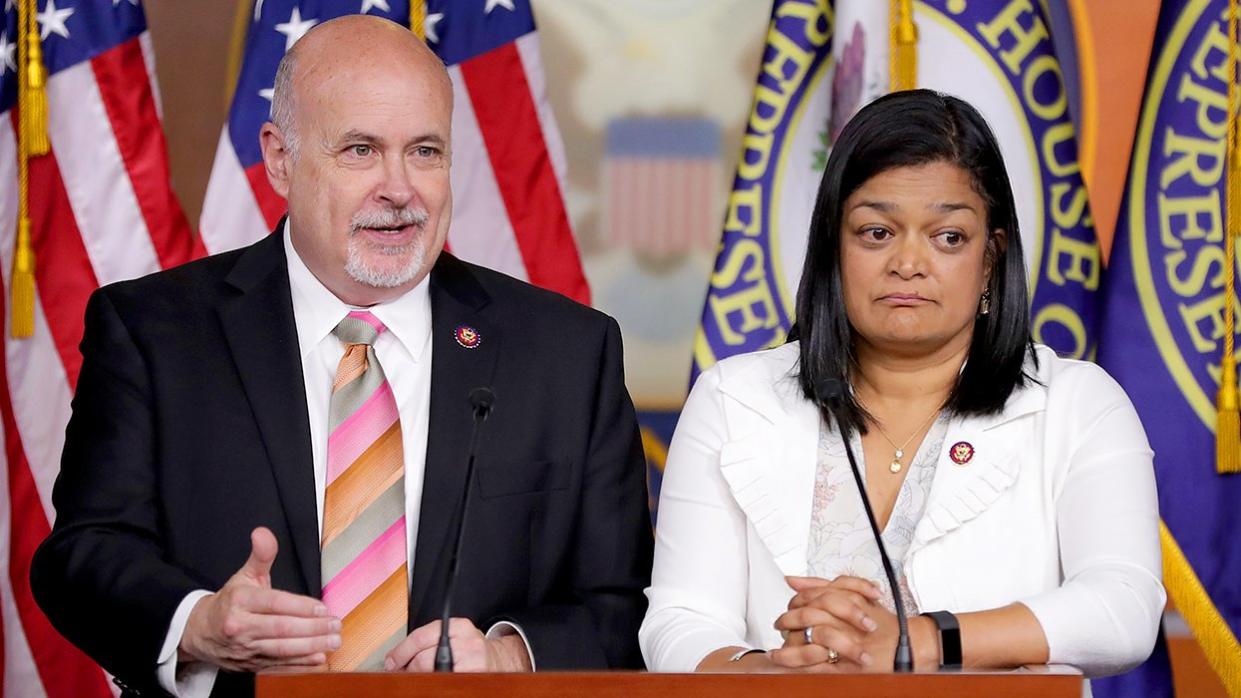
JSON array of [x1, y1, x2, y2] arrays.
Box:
[[640, 342, 1164, 679]]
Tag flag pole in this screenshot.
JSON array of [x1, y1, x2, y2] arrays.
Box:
[[1220, 0, 1239, 473], [889, 0, 917, 92], [223, 0, 255, 109]]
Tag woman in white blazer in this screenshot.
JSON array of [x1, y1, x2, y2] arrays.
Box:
[[640, 91, 1163, 682]]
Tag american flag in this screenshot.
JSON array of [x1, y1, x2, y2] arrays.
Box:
[[0, 1, 201, 696], [603, 117, 720, 256], [201, 0, 589, 304]]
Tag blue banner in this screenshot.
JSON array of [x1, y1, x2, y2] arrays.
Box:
[[691, 0, 833, 382], [1098, 0, 1241, 693]]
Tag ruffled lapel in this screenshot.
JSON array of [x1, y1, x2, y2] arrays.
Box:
[[708, 344, 1053, 574], [911, 374, 1047, 554], [715, 345, 820, 576]]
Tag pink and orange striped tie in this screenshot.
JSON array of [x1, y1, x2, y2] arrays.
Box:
[[321, 310, 408, 671]]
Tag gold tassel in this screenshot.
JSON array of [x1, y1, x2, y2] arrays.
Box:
[[1219, 136, 1238, 473], [10, 219, 35, 339], [12, 0, 41, 338], [889, 0, 918, 92], [409, 0, 426, 41], [19, 0, 48, 156], [1221, 369, 1240, 474], [1221, 0, 1240, 474]]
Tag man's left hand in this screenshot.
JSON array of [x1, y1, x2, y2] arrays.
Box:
[[384, 618, 533, 672]]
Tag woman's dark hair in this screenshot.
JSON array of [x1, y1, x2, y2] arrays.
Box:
[[788, 89, 1034, 435]]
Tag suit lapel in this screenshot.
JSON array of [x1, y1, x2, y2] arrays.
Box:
[[410, 254, 499, 622], [217, 231, 320, 594]]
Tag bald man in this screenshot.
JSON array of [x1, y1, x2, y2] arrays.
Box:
[[32, 16, 651, 697]]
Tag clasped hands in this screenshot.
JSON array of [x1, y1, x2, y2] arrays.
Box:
[[769, 575, 901, 672], [178, 527, 530, 673]]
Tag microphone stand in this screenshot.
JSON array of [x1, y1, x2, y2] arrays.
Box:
[[434, 387, 495, 672], [817, 380, 914, 672]]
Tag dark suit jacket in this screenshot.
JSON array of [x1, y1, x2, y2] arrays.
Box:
[[31, 231, 653, 696]]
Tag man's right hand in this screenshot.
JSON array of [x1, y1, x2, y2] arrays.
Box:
[[178, 527, 341, 672]]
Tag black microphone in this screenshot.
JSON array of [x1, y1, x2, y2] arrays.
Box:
[[434, 387, 496, 672], [814, 378, 914, 673]]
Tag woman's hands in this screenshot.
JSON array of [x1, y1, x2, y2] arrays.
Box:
[[771, 575, 902, 672], [699, 574, 943, 673]]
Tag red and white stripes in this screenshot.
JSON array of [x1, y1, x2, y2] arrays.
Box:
[[452, 33, 588, 304], [199, 126, 271, 254], [604, 157, 719, 257], [0, 31, 199, 698]]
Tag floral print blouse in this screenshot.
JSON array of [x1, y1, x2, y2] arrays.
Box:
[[805, 415, 949, 614]]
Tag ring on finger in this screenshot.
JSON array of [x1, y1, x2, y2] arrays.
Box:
[[826, 647, 840, 663], [802, 626, 814, 645]]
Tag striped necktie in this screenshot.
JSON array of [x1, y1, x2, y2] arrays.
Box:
[[321, 310, 408, 671]]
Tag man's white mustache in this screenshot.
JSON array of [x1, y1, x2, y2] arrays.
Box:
[[350, 208, 429, 232]]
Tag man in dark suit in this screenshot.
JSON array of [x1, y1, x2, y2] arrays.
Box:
[[31, 15, 651, 696]]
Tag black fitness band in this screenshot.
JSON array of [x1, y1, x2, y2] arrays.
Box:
[[921, 610, 962, 670]]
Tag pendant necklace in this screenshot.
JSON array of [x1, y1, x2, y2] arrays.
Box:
[[870, 408, 941, 474]]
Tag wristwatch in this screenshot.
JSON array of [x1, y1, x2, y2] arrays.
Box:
[[920, 610, 962, 670]]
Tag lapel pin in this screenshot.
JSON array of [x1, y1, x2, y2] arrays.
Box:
[[949, 441, 975, 465], [454, 325, 482, 349]]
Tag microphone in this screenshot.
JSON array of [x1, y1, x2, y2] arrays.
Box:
[[434, 387, 496, 672], [814, 378, 914, 673]]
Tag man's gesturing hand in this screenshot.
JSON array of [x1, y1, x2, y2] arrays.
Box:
[[178, 527, 341, 672]]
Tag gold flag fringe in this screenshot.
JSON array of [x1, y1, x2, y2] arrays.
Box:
[[1161, 524, 1241, 694]]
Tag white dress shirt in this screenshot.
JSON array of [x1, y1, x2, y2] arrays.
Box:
[[155, 229, 451, 695]]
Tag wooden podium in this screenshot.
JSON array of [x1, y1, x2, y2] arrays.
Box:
[[258, 666, 1082, 697]]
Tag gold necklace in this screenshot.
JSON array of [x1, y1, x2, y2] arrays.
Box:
[[868, 408, 941, 474]]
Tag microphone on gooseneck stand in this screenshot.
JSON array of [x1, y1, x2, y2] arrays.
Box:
[[814, 378, 914, 673], [434, 387, 496, 673]]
